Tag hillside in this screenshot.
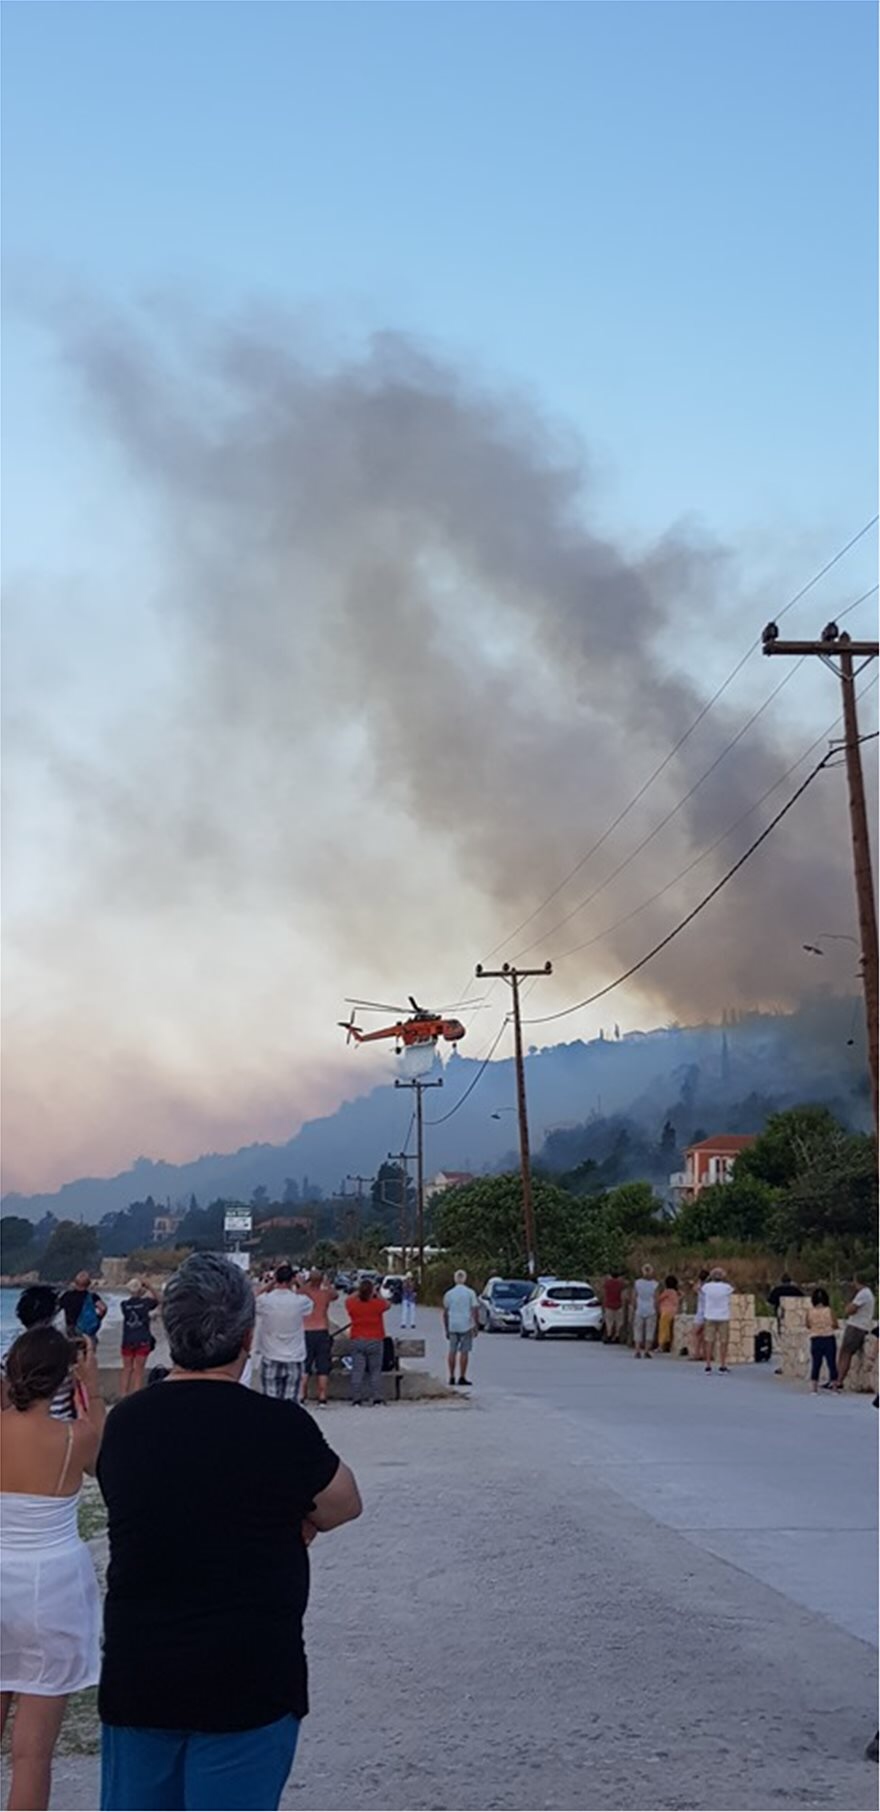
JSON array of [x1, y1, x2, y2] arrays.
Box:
[[2, 998, 868, 1224]]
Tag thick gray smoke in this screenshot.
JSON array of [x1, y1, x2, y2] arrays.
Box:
[[35, 303, 871, 1017]]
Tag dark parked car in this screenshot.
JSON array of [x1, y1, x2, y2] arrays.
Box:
[[477, 1277, 534, 1332]]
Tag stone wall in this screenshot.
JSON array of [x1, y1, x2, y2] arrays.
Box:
[[671, 1294, 771, 1365]]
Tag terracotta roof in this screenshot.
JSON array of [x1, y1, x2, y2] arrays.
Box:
[[687, 1134, 757, 1154]]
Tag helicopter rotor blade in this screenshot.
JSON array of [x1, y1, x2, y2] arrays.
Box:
[[344, 998, 409, 1015]]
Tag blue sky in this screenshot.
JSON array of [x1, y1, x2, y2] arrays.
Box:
[[3, 1, 877, 1192]]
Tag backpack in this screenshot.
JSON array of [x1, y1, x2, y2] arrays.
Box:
[[76, 1295, 100, 1339], [754, 1330, 772, 1364], [381, 1335, 396, 1373]]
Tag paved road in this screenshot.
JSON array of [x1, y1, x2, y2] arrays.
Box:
[[412, 1307, 879, 1646], [47, 1312, 877, 1811]]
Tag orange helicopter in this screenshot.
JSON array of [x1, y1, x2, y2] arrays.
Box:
[[339, 996, 481, 1055]]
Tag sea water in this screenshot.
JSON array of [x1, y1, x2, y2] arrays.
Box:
[[0, 1286, 127, 1358]]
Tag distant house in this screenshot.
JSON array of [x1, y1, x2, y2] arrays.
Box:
[[669, 1134, 757, 1204], [424, 1171, 475, 1203], [152, 1214, 182, 1245]]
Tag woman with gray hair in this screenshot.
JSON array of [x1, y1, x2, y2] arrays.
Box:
[[96, 1254, 362, 1811]]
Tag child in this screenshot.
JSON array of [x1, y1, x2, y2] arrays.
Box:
[[806, 1287, 838, 1392], [657, 1276, 680, 1353]]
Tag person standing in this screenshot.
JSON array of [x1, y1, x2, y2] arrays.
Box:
[[805, 1288, 839, 1392], [59, 1271, 107, 1347], [703, 1267, 734, 1373], [657, 1276, 681, 1353], [632, 1265, 658, 1358], [119, 1279, 159, 1397], [96, 1253, 362, 1812], [300, 1270, 338, 1408], [256, 1265, 310, 1401], [767, 1272, 803, 1328], [691, 1268, 710, 1362], [400, 1274, 417, 1331], [344, 1279, 388, 1406], [835, 1274, 876, 1392], [601, 1270, 625, 1344], [1, 1329, 105, 1811], [443, 1269, 479, 1388]]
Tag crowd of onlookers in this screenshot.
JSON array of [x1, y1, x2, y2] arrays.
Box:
[[599, 1264, 876, 1386], [0, 1253, 363, 1811]]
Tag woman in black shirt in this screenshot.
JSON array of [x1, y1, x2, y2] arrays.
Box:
[[119, 1279, 159, 1396]]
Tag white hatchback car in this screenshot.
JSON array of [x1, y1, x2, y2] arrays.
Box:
[[520, 1280, 603, 1340]]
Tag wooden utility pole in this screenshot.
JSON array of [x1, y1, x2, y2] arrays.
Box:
[[763, 624, 879, 1130], [345, 1174, 373, 1250], [393, 1078, 443, 1278], [387, 1147, 415, 1269], [475, 961, 553, 1275]]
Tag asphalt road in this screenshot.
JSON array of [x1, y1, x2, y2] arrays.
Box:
[[47, 1311, 877, 1812]]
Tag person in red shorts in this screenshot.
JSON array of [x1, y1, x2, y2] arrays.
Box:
[[119, 1279, 159, 1396]]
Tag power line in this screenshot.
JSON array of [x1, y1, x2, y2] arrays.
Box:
[[514, 582, 877, 962], [549, 669, 879, 968], [514, 660, 802, 960], [522, 749, 842, 1028], [483, 523, 879, 961], [425, 1018, 510, 1124]]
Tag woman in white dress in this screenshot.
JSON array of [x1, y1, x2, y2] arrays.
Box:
[[0, 1327, 105, 1811]]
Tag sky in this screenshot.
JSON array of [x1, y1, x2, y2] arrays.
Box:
[[2, 1, 877, 1197]]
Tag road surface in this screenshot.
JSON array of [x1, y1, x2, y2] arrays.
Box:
[[46, 1311, 877, 1810]]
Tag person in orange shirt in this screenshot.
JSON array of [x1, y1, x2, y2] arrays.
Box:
[[344, 1281, 389, 1406], [656, 1276, 681, 1353], [299, 1270, 339, 1408]]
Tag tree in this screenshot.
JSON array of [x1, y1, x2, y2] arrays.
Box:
[[436, 1174, 592, 1278], [659, 1120, 678, 1163], [603, 1181, 664, 1237], [39, 1222, 101, 1283], [372, 1163, 414, 1229], [250, 1186, 270, 1212], [736, 1105, 845, 1189], [310, 1240, 340, 1274], [675, 1175, 777, 1245], [1, 1215, 36, 1274], [282, 1178, 301, 1205]]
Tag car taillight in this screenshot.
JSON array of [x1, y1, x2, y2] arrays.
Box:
[[540, 1298, 557, 1308]]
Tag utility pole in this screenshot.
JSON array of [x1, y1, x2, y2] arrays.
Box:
[[475, 960, 553, 1275], [388, 1147, 416, 1270], [763, 623, 879, 1130], [345, 1174, 373, 1251], [394, 1078, 443, 1279]]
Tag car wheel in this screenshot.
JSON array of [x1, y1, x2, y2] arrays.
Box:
[[589, 1329, 602, 1341], [534, 1322, 546, 1341], [576, 1330, 586, 1340], [519, 1323, 529, 1339]]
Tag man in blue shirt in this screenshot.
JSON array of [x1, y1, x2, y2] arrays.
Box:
[[442, 1270, 479, 1389]]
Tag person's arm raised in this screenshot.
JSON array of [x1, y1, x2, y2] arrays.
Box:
[[73, 1342, 106, 1474]]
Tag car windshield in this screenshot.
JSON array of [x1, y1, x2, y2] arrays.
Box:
[[492, 1282, 532, 1302], [547, 1286, 596, 1301]]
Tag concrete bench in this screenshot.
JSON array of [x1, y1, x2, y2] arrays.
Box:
[[329, 1335, 426, 1401]]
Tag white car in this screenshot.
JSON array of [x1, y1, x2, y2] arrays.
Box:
[[520, 1281, 603, 1341]]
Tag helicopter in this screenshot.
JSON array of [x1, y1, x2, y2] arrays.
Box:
[[339, 996, 482, 1055]]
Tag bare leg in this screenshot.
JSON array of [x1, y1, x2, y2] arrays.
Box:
[[0, 1693, 13, 1742], [836, 1346, 852, 1391], [718, 1326, 730, 1370], [8, 1692, 68, 1811], [317, 1372, 328, 1404], [120, 1355, 134, 1397], [131, 1356, 147, 1393]]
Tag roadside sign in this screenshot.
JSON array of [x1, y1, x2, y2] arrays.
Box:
[[224, 1209, 252, 1236]]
